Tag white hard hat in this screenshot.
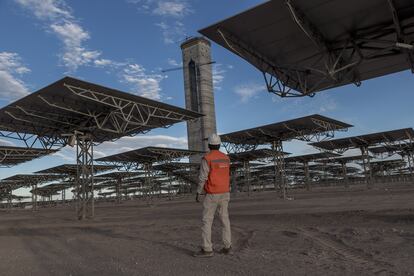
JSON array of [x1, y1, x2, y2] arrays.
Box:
[[208, 133, 221, 145]]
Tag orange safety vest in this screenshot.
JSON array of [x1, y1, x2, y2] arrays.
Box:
[[203, 150, 230, 194]]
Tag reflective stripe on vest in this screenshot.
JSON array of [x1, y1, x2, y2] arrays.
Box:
[[204, 150, 230, 194]]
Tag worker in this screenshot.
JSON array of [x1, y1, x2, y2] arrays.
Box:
[[194, 133, 232, 257]]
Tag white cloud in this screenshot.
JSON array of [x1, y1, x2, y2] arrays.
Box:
[[128, 0, 192, 17], [284, 140, 315, 155], [316, 95, 337, 113], [94, 59, 114, 67], [167, 58, 181, 67], [51, 135, 188, 162], [0, 52, 30, 100], [0, 139, 15, 147], [212, 64, 226, 91], [95, 135, 188, 157], [0, 71, 29, 100], [15, 0, 73, 20], [50, 21, 102, 70], [15, 0, 166, 96], [278, 93, 338, 115], [153, 1, 191, 17], [15, 0, 102, 71], [234, 82, 265, 103], [15, 0, 170, 102], [127, 0, 191, 44], [0, 52, 30, 73], [15, 67, 31, 74], [121, 64, 165, 100], [50, 22, 88, 47], [155, 21, 187, 44], [49, 21, 101, 71], [51, 146, 76, 162]]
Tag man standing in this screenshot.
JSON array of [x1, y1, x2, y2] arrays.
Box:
[[194, 134, 232, 257]]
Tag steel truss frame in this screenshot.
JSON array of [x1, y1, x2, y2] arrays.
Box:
[[226, 145, 288, 197], [1, 80, 200, 149], [394, 148, 413, 175], [115, 177, 122, 204], [369, 159, 406, 176], [2, 175, 62, 211], [0, 183, 13, 210], [284, 118, 346, 142], [53, 83, 190, 135], [0, 129, 66, 149], [223, 119, 348, 197], [95, 171, 145, 203], [228, 149, 278, 163], [303, 162, 311, 191], [405, 152, 414, 175], [285, 152, 340, 190], [97, 148, 201, 172], [315, 143, 374, 189], [322, 158, 361, 188], [75, 134, 94, 220], [242, 161, 251, 195], [316, 129, 414, 187], [230, 166, 239, 194], [31, 183, 38, 211], [34, 183, 71, 204], [216, 1, 413, 97], [139, 163, 181, 200], [272, 140, 287, 199], [142, 163, 154, 199], [154, 163, 198, 196], [387, 0, 414, 73], [98, 153, 197, 201], [373, 150, 414, 175], [222, 142, 257, 154], [370, 142, 414, 175], [340, 161, 349, 188], [357, 147, 372, 189], [222, 119, 347, 154], [0, 76, 200, 219], [0, 147, 56, 167]]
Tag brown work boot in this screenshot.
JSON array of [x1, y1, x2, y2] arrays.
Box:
[[219, 246, 232, 255], [193, 249, 214, 258]]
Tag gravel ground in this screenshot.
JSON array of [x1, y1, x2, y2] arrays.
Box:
[[0, 183, 413, 275]]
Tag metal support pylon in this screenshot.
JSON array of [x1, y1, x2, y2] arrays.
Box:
[[116, 177, 121, 204], [341, 161, 349, 188], [243, 161, 251, 196], [360, 147, 372, 189], [304, 161, 310, 191], [143, 163, 153, 200], [405, 151, 414, 176], [272, 140, 286, 199], [76, 134, 94, 220], [167, 171, 172, 200], [32, 184, 37, 211], [7, 188, 12, 211], [62, 189, 65, 204], [231, 169, 238, 195]]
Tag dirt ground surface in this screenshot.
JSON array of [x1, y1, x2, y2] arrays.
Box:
[[1, 184, 414, 276]]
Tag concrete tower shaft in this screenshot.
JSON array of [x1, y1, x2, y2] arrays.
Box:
[[181, 37, 217, 162]]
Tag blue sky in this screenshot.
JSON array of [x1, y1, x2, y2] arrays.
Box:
[[1, 0, 414, 185]]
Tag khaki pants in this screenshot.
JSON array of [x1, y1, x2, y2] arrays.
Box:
[[201, 192, 231, 251]]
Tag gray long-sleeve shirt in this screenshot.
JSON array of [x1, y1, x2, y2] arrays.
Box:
[[197, 158, 209, 194]]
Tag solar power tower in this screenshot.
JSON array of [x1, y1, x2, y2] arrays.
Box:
[[181, 37, 217, 162]]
